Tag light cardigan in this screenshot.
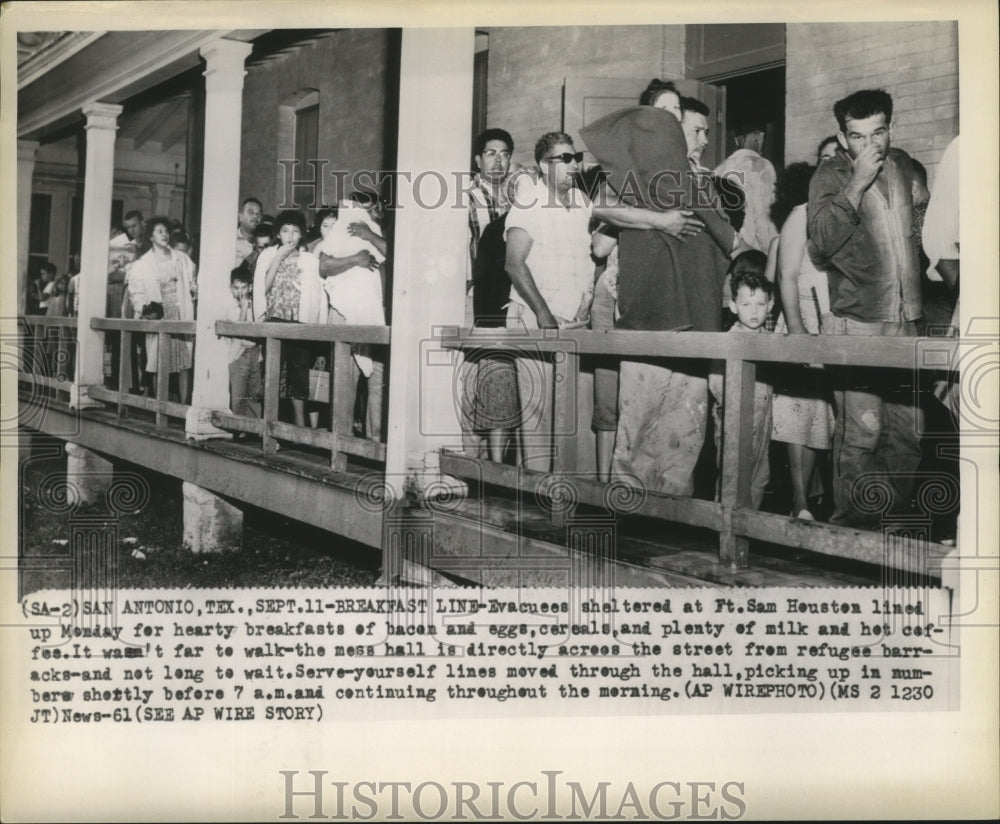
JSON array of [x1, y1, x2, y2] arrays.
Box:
[[252, 245, 328, 325], [126, 248, 195, 372]]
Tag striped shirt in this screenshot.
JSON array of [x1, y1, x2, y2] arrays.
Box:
[[468, 174, 512, 263]]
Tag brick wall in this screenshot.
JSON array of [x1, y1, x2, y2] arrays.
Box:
[[786, 21, 958, 184], [485, 26, 686, 170], [240, 30, 392, 215]]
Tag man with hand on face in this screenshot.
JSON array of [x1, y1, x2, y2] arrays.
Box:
[[808, 88, 925, 528]]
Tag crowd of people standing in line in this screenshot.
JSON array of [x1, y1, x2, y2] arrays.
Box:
[[461, 82, 959, 533], [76, 195, 391, 442], [30, 79, 959, 534]]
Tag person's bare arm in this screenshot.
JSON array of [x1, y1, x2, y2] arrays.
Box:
[[318, 250, 377, 278], [347, 222, 388, 257], [776, 227, 808, 335], [593, 203, 703, 239], [591, 226, 618, 260], [505, 227, 557, 329]]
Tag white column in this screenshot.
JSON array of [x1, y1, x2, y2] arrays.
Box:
[[384, 29, 475, 498], [17, 140, 39, 315], [150, 182, 175, 218], [73, 102, 122, 409], [186, 38, 253, 439]]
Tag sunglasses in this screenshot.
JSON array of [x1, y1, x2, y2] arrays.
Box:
[[544, 152, 584, 164]]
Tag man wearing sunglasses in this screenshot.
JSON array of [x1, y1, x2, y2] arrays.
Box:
[[504, 131, 595, 472]]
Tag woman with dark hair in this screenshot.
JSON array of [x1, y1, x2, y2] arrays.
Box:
[[127, 216, 196, 402], [769, 163, 835, 521], [252, 209, 327, 429]]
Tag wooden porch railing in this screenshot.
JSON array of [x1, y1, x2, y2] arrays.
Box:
[[441, 327, 960, 575], [17, 315, 78, 393], [88, 317, 195, 427], [214, 321, 391, 471]]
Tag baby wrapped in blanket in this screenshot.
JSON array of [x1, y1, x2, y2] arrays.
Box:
[[317, 200, 386, 376]]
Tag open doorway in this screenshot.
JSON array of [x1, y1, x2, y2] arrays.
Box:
[[715, 66, 785, 171]]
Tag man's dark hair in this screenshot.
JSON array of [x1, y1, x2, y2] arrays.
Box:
[[350, 191, 380, 210], [729, 257, 773, 301], [474, 128, 513, 156], [734, 119, 766, 138], [253, 222, 275, 242], [240, 197, 263, 213], [833, 89, 893, 132], [230, 267, 253, 286], [680, 96, 709, 117], [39, 261, 57, 276], [639, 79, 678, 107], [534, 131, 574, 164], [816, 135, 839, 160], [123, 210, 144, 223]]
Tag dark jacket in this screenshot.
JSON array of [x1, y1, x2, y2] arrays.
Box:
[[807, 147, 922, 323], [580, 106, 735, 332]]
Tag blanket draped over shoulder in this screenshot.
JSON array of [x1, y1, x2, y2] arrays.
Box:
[[580, 105, 733, 332]]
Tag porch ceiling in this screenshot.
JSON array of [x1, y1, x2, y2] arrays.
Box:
[[17, 28, 342, 143], [17, 29, 263, 141], [118, 93, 191, 152]]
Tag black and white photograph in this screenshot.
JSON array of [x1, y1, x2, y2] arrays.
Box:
[[2, 1, 997, 820]]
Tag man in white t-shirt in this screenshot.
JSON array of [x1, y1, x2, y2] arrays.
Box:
[[235, 197, 263, 267], [504, 131, 594, 472]]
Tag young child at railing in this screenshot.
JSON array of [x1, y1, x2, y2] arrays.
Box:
[[45, 274, 69, 319], [227, 267, 262, 425], [45, 274, 71, 381], [709, 254, 774, 509]]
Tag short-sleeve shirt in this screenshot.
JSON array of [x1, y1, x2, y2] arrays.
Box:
[[504, 177, 594, 321], [225, 301, 257, 363]]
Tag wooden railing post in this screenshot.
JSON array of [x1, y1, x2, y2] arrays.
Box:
[[719, 357, 756, 568], [330, 341, 354, 471], [155, 329, 169, 428], [550, 347, 580, 526], [261, 336, 281, 455], [117, 330, 129, 417]]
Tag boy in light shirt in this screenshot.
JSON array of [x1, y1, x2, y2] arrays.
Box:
[[709, 253, 774, 509], [226, 267, 262, 422]]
